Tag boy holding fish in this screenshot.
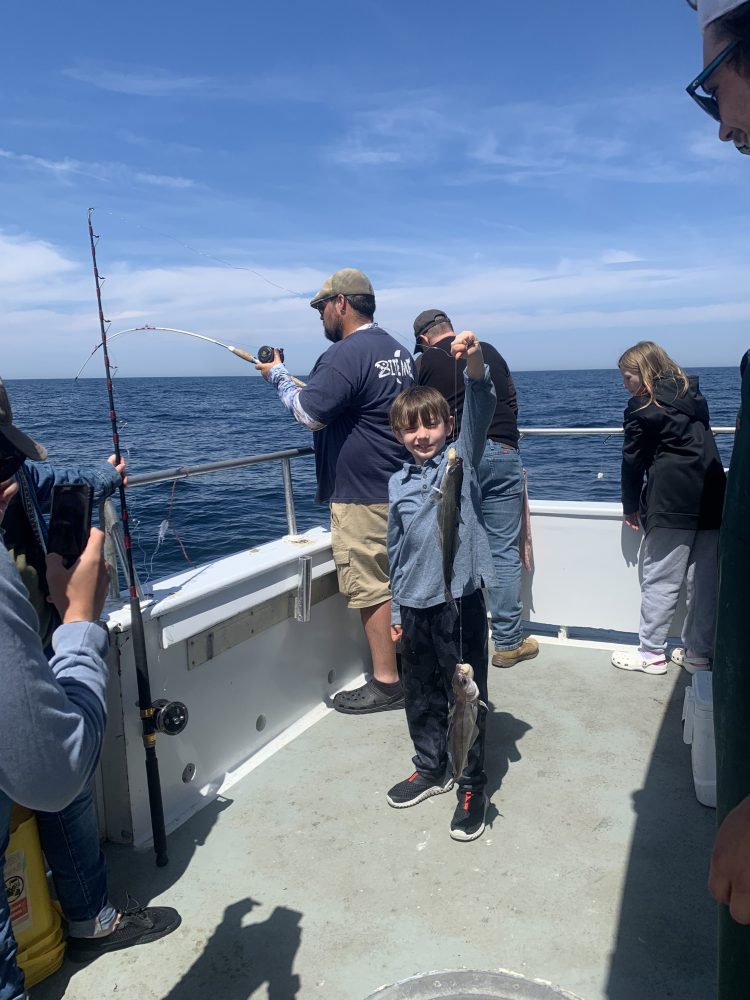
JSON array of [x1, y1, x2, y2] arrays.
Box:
[[386, 331, 495, 841]]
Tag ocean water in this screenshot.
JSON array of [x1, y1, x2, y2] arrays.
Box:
[[6, 367, 740, 582]]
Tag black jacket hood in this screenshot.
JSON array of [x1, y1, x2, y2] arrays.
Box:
[[651, 376, 709, 425]]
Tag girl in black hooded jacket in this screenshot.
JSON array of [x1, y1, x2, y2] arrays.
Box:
[[611, 341, 726, 676]]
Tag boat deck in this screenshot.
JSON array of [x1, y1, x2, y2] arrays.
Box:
[[31, 640, 717, 1000]]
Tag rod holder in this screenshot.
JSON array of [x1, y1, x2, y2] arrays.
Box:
[[295, 556, 313, 622]]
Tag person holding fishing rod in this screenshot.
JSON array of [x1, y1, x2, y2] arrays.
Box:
[[0, 378, 179, 979], [256, 269, 415, 714], [0, 402, 111, 1000], [685, 1, 750, 992], [386, 331, 495, 842]]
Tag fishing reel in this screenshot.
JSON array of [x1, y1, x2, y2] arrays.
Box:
[[152, 699, 189, 736], [257, 345, 285, 364]]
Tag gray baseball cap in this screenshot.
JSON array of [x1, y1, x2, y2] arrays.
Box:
[[0, 377, 47, 460]]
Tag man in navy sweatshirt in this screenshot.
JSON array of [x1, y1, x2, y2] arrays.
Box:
[[256, 269, 414, 714]]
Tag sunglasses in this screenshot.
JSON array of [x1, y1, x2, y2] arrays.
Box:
[[686, 40, 738, 122], [314, 296, 336, 315]]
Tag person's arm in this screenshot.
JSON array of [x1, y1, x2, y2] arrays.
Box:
[[0, 477, 18, 523], [24, 457, 123, 511], [506, 368, 519, 417], [709, 795, 750, 924], [387, 485, 403, 632], [0, 534, 109, 813], [620, 405, 650, 529], [260, 361, 326, 431], [452, 332, 496, 469]]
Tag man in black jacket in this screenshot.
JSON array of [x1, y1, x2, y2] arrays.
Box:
[[414, 309, 537, 668]]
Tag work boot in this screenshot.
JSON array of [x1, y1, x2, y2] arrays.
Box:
[[491, 637, 539, 669]]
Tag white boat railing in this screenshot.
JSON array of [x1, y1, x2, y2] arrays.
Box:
[[100, 446, 315, 598], [99, 426, 735, 599], [519, 426, 735, 435]]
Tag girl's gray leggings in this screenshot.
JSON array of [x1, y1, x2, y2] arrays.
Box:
[[640, 527, 719, 656]]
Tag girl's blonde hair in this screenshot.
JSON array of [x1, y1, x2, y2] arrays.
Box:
[[618, 341, 689, 408]]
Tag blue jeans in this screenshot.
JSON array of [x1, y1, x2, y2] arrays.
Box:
[[0, 788, 115, 1000], [1, 795, 25, 1000], [478, 441, 524, 652], [35, 787, 116, 937]]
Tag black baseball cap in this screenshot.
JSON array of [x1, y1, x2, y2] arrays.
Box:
[[413, 309, 452, 341]]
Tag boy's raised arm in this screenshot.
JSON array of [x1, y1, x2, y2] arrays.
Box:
[[451, 330, 484, 378]]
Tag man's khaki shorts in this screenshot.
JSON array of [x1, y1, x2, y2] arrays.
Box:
[[330, 502, 391, 609]]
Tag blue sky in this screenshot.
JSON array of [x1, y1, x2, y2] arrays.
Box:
[[2, 0, 748, 378]]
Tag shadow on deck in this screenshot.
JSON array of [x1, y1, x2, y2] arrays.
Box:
[[31, 643, 717, 1000]]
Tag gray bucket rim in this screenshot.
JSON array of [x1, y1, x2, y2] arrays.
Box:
[[363, 968, 586, 1000]]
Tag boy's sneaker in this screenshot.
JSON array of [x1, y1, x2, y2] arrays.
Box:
[[611, 648, 667, 675], [386, 772, 453, 808], [491, 637, 539, 669], [450, 790, 488, 842], [670, 647, 711, 673], [66, 903, 181, 962]]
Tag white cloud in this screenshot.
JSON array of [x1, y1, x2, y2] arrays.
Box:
[[63, 64, 211, 98], [0, 147, 195, 189], [2, 229, 750, 377], [601, 250, 644, 265]]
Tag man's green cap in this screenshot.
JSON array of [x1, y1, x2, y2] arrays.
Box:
[[309, 268, 375, 308]]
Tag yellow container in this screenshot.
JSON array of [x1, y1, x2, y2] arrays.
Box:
[[5, 806, 65, 988]]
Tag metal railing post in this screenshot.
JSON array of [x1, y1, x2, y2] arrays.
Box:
[[281, 457, 298, 536]]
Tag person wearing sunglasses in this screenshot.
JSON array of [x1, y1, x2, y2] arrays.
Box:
[[687, 0, 750, 151], [687, 3, 750, 995], [255, 269, 416, 715]]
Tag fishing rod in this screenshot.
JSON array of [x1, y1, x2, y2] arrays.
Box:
[[74, 325, 306, 386], [87, 209, 175, 867]]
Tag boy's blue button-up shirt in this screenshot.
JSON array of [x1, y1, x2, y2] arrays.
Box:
[[387, 366, 496, 625]]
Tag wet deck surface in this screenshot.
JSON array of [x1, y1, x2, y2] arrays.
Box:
[[31, 641, 718, 1000]]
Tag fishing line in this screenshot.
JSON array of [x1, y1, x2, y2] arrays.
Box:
[[74, 326, 306, 386], [98, 209, 303, 295], [148, 480, 194, 581], [92, 208, 416, 354], [454, 341, 464, 664]]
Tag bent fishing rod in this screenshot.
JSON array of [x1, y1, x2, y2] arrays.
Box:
[[87, 209, 173, 867], [74, 326, 306, 386]]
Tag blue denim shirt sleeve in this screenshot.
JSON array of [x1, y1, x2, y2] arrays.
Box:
[[23, 459, 122, 514], [458, 364, 496, 470], [386, 364, 496, 615], [387, 475, 403, 626]]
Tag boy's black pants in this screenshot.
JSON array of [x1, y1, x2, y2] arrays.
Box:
[[400, 590, 488, 792]]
